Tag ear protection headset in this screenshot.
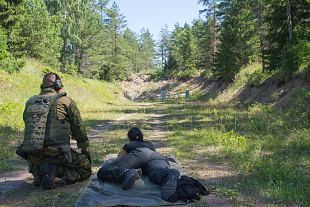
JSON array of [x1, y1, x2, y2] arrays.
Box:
[[42, 72, 63, 91], [53, 73, 63, 90]]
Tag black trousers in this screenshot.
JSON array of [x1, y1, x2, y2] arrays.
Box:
[[97, 148, 179, 186]]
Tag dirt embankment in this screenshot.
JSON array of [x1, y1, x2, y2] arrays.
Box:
[[122, 74, 310, 107], [234, 75, 310, 107], [122, 75, 208, 101]]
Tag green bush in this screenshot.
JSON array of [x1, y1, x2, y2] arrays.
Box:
[[0, 27, 20, 73], [149, 69, 166, 81], [63, 63, 78, 76], [200, 69, 214, 79], [296, 41, 310, 71], [295, 41, 310, 80], [175, 65, 199, 78], [0, 27, 8, 60], [247, 70, 272, 87], [280, 45, 299, 75]]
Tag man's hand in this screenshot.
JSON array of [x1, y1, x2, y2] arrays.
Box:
[[82, 148, 91, 164]]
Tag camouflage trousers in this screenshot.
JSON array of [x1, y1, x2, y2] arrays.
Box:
[[28, 146, 92, 184]]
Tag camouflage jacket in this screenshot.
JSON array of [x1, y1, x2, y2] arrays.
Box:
[[23, 88, 89, 149]]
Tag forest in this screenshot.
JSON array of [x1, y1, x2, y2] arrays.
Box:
[[1, 0, 309, 81]]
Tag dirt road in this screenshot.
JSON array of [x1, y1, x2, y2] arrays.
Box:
[[0, 102, 234, 207]]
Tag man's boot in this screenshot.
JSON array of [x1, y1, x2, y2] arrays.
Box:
[[40, 162, 57, 190], [160, 169, 180, 202], [122, 168, 142, 190], [33, 175, 41, 186], [32, 165, 41, 186]]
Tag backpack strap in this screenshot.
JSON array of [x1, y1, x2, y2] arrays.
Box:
[[45, 92, 67, 117], [49, 92, 67, 105]]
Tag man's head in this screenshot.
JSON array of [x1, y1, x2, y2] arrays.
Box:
[[41, 72, 63, 91], [128, 127, 143, 142]]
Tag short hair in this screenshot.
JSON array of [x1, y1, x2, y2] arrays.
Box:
[[127, 127, 143, 141], [42, 72, 63, 90], [42, 73, 57, 88]]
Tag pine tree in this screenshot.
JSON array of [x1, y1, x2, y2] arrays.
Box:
[[122, 28, 141, 73], [262, 0, 309, 76], [0, 26, 17, 72], [9, 0, 62, 68], [177, 23, 197, 77], [100, 1, 127, 80], [192, 19, 213, 72], [44, 0, 91, 72], [73, 4, 106, 76], [199, 0, 221, 71], [157, 25, 170, 70], [0, 0, 24, 31], [139, 28, 155, 71], [208, 0, 259, 80], [166, 24, 198, 77], [0, 27, 9, 61]]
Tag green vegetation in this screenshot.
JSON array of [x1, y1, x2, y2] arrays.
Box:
[[0, 0, 155, 80], [1, 60, 309, 206], [155, 0, 309, 81], [0, 27, 20, 72], [162, 65, 310, 205], [1, 0, 309, 83], [0, 59, 129, 170], [166, 103, 310, 205]]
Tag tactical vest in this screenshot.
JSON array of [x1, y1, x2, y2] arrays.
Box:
[[22, 93, 70, 153]]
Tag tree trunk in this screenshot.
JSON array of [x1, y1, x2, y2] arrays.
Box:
[[257, 2, 266, 72], [161, 44, 164, 69], [286, 0, 293, 41], [114, 25, 117, 59], [211, 3, 217, 72]]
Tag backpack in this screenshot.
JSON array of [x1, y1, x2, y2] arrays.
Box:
[[171, 175, 210, 202], [22, 93, 66, 153]]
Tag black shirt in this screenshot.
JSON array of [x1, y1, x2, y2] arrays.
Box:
[[122, 140, 155, 153]]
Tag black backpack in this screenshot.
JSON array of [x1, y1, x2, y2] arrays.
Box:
[[170, 175, 210, 202]]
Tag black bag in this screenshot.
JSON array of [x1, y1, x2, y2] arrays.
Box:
[[172, 175, 210, 202]]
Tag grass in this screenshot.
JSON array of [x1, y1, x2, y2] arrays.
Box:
[[0, 59, 131, 171], [0, 59, 157, 207], [1, 61, 309, 206], [167, 106, 309, 205], [164, 74, 310, 206]]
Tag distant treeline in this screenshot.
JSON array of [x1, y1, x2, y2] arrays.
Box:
[[0, 0, 309, 82], [158, 0, 309, 81], [0, 0, 155, 81]]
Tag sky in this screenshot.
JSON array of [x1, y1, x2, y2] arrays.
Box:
[[112, 0, 205, 40]]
